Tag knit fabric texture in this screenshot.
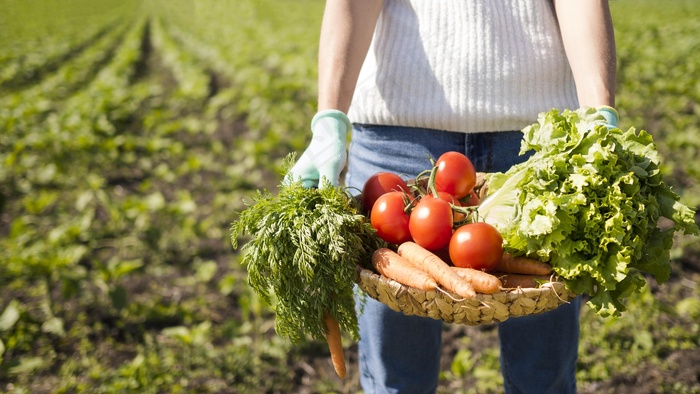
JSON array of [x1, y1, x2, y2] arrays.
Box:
[[348, 0, 579, 133]]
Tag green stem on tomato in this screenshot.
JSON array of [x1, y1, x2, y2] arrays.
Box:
[[452, 205, 479, 228], [427, 164, 439, 198], [411, 169, 432, 197], [415, 169, 432, 180], [401, 190, 418, 215]]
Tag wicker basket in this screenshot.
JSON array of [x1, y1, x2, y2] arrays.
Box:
[[354, 172, 577, 325], [356, 267, 577, 325]]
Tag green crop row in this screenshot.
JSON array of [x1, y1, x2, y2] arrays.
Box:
[[0, 0, 698, 393], [614, 0, 700, 207], [0, 0, 138, 92], [0, 1, 305, 390]]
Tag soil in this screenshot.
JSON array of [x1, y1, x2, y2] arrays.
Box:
[[292, 330, 699, 393], [290, 266, 700, 394]]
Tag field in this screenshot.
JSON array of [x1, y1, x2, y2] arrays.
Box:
[[1, 0, 699, 393]]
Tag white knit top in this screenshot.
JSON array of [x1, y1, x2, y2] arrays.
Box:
[[348, 0, 579, 133]]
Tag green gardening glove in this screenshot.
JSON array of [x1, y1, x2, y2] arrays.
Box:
[[284, 110, 351, 189], [595, 105, 619, 129]]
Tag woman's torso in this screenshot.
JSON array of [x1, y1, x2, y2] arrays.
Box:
[[348, 0, 579, 133]]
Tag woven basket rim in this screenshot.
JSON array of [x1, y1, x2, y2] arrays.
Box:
[[355, 266, 577, 326]]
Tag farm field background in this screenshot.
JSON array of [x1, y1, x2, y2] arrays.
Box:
[[1, 0, 699, 393]]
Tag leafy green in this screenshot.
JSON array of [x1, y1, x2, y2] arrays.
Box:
[[478, 107, 699, 317], [230, 160, 383, 343]]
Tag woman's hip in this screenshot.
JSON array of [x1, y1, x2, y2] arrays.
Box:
[[346, 124, 529, 191]]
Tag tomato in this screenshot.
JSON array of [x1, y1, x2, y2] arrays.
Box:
[[434, 151, 477, 200], [449, 222, 503, 271], [362, 172, 410, 214], [462, 190, 480, 207], [408, 197, 453, 251], [370, 191, 412, 245], [424, 191, 465, 223]]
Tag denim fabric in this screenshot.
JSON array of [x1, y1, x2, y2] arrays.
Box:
[[346, 124, 581, 394]]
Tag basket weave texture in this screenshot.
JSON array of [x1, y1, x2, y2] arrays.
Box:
[[354, 172, 577, 325], [356, 267, 577, 325]]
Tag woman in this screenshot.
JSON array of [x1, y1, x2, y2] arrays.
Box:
[[287, 1, 618, 392]]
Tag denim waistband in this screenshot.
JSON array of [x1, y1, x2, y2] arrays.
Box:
[[345, 124, 532, 191]]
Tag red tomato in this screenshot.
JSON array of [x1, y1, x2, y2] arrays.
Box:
[[370, 191, 412, 245], [434, 151, 477, 200], [362, 172, 410, 214], [424, 191, 465, 223], [426, 191, 458, 205], [461, 190, 480, 207], [408, 197, 453, 251], [449, 222, 503, 271]]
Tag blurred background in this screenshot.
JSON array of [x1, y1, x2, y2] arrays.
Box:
[[0, 0, 698, 393]]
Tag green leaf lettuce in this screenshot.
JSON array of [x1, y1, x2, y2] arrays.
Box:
[[478, 108, 699, 317]]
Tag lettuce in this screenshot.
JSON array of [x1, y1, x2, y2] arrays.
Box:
[[478, 107, 699, 317]]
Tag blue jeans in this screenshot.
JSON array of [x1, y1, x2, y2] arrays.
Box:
[[346, 124, 581, 394]]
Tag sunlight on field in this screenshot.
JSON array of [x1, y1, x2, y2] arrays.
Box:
[[0, 0, 698, 393]]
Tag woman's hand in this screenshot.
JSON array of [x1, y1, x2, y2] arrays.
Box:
[[284, 110, 351, 188], [285, 0, 384, 188]]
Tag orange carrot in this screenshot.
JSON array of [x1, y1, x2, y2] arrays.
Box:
[[372, 248, 438, 291], [397, 242, 476, 298], [494, 272, 552, 288], [496, 254, 553, 276], [450, 267, 502, 294], [323, 313, 346, 379]]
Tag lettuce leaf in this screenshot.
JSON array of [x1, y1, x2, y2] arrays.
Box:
[[478, 107, 699, 317]]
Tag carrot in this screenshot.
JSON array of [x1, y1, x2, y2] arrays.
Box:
[[496, 254, 553, 275], [372, 248, 438, 291], [450, 267, 502, 294], [494, 272, 552, 288], [397, 242, 476, 298], [323, 313, 346, 379]]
